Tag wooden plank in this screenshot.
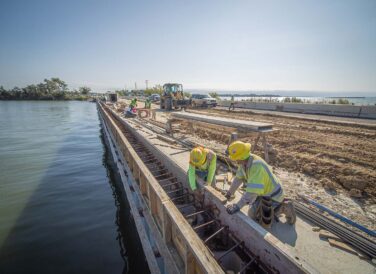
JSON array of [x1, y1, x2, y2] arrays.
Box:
[[171, 112, 273, 132], [165, 202, 224, 274], [328, 239, 359, 256], [100, 112, 162, 274], [100, 105, 181, 274], [319, 230, 341, 241]]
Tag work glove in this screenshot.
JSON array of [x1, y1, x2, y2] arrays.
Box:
[[226, 204, 240, 214]]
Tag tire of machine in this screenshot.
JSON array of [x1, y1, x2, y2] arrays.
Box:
[[165, 98, 172, 110]]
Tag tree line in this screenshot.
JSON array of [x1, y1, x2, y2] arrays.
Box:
[[0, 78, 92, 100]]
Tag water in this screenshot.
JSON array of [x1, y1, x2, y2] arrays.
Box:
[[219, 96, 376, 105], [0, 101, 149, 274]]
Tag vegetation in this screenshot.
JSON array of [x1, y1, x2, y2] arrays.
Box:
[[184, 92, 192, 98], [209, 92, 220, 99], [327, 99, 351, 105], [79, 86, 91, 95], [115, 89, 129, 96], [0, 78, 92, 101], [336, 98, 350, 104], [144, 85, 163, 96], [283, 97, 303, 103]]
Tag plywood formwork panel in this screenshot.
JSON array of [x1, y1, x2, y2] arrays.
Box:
[[171, 112, 273, 131]]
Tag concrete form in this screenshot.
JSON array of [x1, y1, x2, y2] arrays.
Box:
[[218, 101, 376, 119], [170, 112, 273, 131]]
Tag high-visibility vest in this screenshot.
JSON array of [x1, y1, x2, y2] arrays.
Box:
[[236, 153, 284, 202], [130, 99, 137, 108], [188, 150, 216, 191]]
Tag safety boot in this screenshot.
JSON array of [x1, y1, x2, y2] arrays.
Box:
[[262, 198, 274, 228]]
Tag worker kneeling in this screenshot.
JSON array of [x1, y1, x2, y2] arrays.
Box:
[[225, 141, 296, 227], [188, 147, 217, 191]]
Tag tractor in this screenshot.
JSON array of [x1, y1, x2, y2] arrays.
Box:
[[160, 83, 191, 110]]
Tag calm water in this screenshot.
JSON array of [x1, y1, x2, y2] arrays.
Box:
[[0, 101, 149, 274]]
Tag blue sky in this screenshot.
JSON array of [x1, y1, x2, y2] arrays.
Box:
[[0, 0, 375, 95]]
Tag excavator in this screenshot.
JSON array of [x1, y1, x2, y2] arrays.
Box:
[[160, 83, 191, 110]]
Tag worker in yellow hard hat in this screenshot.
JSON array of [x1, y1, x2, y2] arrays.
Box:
[[225, 141, 296, 226], [188, 147, 217, 191]]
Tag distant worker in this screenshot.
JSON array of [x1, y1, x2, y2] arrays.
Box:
[[229, 95, 235, 111], [144, 98, 152, 109], [124, 98, 138, 117], [225, 141, 296, 227], [130, 98, 138, 110], [188, 147, 217, 191]]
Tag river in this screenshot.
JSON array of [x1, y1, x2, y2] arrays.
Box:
[[0, 101, 149, 274]]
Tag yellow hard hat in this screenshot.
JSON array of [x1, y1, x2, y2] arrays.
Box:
[[228, 141, 251, 161], [190, 147, 207, 167]]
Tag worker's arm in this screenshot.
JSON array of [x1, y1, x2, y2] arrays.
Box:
[[188, 164, 197, 191], [236, 192, 257, 209], [227, 192, 257, 214], [206, 153, 217, 184]]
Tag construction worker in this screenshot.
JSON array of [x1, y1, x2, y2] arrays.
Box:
[[229, 95, 235, 111], [144, 98, 152, 109], [129, 98, 138, 110], [225, 141, 296, 226], [188, 147, 217, 191]]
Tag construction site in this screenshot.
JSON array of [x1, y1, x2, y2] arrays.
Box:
[[97, 91, 376, 274]]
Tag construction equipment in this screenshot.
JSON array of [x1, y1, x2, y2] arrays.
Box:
[[160, 83, 191, 110]]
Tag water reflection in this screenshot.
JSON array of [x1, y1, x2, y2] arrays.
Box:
[[99, 121, 150, 274]]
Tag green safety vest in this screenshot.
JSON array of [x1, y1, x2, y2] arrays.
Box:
[[188, 151, 217, 191], [236, 153, 284, 202], [130, 99, 137, 108]]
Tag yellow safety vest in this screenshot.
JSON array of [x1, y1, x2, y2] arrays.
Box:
[[236, 153, 284, 202], [188, 150, 217, 191]]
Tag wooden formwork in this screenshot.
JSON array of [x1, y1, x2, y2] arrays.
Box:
[[98, 103, 223, 274]]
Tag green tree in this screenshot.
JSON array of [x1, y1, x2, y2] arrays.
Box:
[[184, 92, 191, 98], [43, 78, 68, 99], [144, 85, 163, 96], [79, 86, 91, 95], [0, 86, 11, 100], [11, 87, 22, 99], [337, 98, 349, 104], [209, 92, 220, 99]]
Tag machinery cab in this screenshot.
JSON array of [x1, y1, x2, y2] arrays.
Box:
[[163, 83, 184, 99], [160, 83, 190, 110]]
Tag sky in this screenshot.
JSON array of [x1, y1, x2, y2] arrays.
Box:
[[0, 0, 375, 95]]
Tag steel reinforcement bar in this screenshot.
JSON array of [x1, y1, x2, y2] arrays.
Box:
[[294, 202, 376, 259]]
